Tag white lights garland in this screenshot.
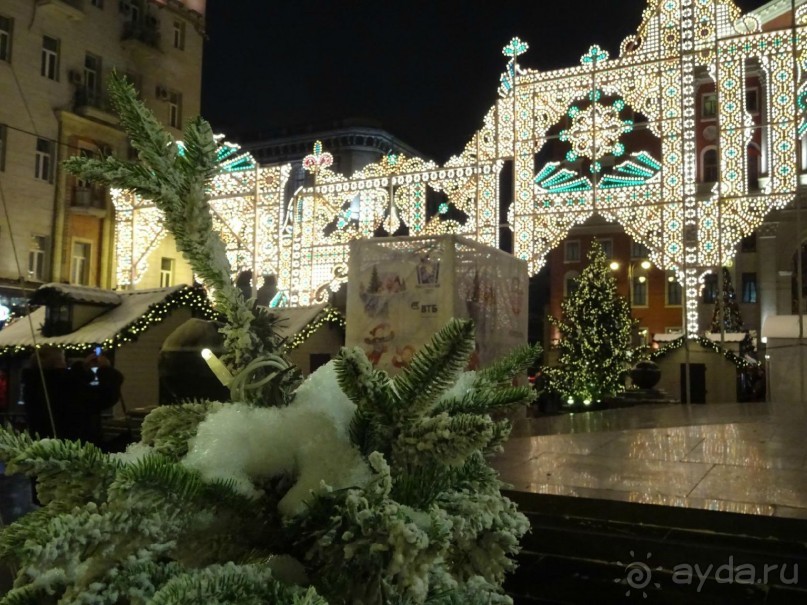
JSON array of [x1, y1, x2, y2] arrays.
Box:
[[114, 0, 807, 331]]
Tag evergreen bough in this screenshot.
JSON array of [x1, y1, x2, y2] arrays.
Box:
[[0, 76, 540, 604]]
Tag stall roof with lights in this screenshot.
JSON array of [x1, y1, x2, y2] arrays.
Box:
[[0, 285, 215, 356], [270, 304, 346, 351], [30, 283, 123, 307]]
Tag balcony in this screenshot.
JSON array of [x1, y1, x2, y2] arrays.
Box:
[[73, 88, 118, 125], [71, 186, 107, 217], [121, 22, 161, 59], [36, 0, 84, 20]]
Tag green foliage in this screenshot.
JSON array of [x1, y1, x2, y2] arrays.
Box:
[[391, 319, 476, 416], [549, 240, 636, 404], [710, 267, 745, 333], [149, 563, 326, 605], [1, 77, 535, 605], [63, 73, 282, 383], [140, 401, 224, 460], [0, 426, 119, 506]]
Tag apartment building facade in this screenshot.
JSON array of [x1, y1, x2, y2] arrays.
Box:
[[0, 0, 204, 310]]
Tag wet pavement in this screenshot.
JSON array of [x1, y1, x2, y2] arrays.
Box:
[[495, 400, 807, 519]]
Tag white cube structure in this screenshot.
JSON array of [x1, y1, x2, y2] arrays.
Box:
[[347, 235, 528, 374]]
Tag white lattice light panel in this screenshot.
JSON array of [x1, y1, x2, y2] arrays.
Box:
[[114, 0, 806, 334]]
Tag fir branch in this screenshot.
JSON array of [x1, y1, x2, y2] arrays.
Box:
[[0, 428, 120, 506], [395, 413, 495, 468], [111, 453, 258, 514], [0, 584, 49, 605], [478, 343, 542, 386], [180, 116, 221, 181], [140, 401, 224, 460], [334, 347, 394, 413], [63, 72, 271, 374], [391, 319, 475, 417], [0, 508, 62, 564], [149, 563, 327, 605], [432, 385, 534, 416]]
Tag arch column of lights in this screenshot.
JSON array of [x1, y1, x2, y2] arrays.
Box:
[[113, 0, 807, 336]]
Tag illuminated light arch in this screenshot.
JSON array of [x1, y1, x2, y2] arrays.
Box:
[[116, 0, 807, 335], [112, 139, 291, 288]]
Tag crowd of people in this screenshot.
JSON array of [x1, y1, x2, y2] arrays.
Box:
[[20, 345, 124, 449]]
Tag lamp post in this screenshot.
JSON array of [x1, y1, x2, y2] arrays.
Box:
[[610, 258, 651, 346]]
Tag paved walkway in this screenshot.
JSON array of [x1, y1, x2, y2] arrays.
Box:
[[494, 400, 807, 519]]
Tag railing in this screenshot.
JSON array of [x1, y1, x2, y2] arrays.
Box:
[[74, 88, 113, 113], [73, 186, 106, 209], [121, 22, 160, 49]]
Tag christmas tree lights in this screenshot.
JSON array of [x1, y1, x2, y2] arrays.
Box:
[[547, 241, 636, 405]]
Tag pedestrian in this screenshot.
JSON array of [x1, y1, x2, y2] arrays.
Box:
[[256, 274, 277, 307], [60, 353, 124, 448], [20, 345, 68, 438]]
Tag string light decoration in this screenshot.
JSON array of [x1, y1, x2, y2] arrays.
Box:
[[651, 334, 755, 370], [114, 0, 807, 330], [0, 286, 218, 358], [112, 140, 290, 290], [284, 306, 346, 351]]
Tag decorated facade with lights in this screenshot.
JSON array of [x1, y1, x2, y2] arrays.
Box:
[[115, 0, 807, 337]]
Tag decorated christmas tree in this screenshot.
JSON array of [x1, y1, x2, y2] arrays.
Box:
[[0, 74, 537, 605], [710, 267, 745, 333], [548, 240, 636, 405]]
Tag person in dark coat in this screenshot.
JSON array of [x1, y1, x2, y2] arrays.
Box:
[[21, 347, 123, 447], [60, 354, 124, 447], [20, 345, 69, 438]]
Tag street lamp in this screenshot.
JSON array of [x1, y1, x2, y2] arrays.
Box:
[[609, 259, 651, 304], [610, 258, 652, 345]]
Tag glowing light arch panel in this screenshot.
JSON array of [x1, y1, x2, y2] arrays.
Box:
[[114, 0, 807, 333]]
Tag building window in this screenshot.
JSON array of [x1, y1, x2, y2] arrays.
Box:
[[631, 241, 650, 259], [598, 238, 614, 259], [168, 91, 182, 128], [702, 273, 718, 304], [35, 138, 53, 182], [742, 273, 758, 303], [666, 271, 682, 306], [84, 53, 101, 100], [41, 36, 59, 80], [702, 148, 718, 182], [740, 233, 756, 253], [44, 304, 71, 337], [746, 88, 759, 113], [0, 123, 6, 171], [28, 236, 47, 281], [160, 257, 174, 287], [71, 241, 91, 285], [120, 0, 141, 22], [702, 92, 717, 118], [172, 20, 185, 50], [91, 0, 103, 7], [564, 240, 580, 262], [563, 270, 579, 297], [0, 15, 12, 62], [631, 275, 648, 307]]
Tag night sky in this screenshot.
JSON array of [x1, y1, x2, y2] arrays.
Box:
[[202, 0, 770, 162]]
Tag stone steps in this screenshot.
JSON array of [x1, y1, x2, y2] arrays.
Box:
[[504, 491, 807, 604]]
